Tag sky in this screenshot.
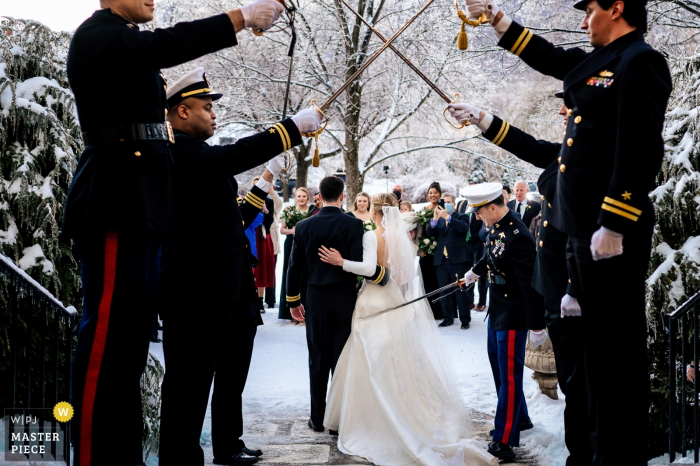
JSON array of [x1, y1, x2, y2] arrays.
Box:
[[1, 0, 146, 32]]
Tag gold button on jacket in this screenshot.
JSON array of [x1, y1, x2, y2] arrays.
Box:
[[574, 115, 582, 124], [567, 138, 573, 146], [560, 165, 566, 173]]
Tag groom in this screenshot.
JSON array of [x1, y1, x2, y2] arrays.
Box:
[[287, 176, 380, 432]]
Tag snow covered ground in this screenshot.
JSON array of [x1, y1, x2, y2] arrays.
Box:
[[148, 257, 569, 466]]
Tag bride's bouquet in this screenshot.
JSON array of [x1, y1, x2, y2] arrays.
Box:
[[280, 206, 310, 228], [363, 220, 377, 232]]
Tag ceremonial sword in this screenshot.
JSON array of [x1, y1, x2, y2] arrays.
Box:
[[339, 0, 468, 129], [358, 278, 475, 320], [301, 0, 439, 166]]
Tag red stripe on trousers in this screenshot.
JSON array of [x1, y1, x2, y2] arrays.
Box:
[[80, 231, 118, 466], [502, 330, 516, 444]]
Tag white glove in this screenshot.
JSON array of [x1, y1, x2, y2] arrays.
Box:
[[447, 103, 493, 132], [590, 226, 623, 261], [560, 294, 581, 318], [266, 154, 286, 177], [464, 0, 511, 37], [465, 0, 499, 21], [240, 0, 286, 31], [529, 329, 547, 348], [464, 269, 479, 286], [291, 107, 322, 134]]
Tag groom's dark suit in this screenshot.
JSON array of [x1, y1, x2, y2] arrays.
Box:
[[286, 206, 364, 426]]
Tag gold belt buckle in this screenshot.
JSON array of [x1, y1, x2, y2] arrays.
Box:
[[166, 121, 175, 144]]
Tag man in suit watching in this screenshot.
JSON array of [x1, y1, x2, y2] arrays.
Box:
[[428, 193, 472, 329], [507, 180, 541, 228]]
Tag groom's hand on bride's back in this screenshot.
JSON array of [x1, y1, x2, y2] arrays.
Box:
[[291, 304, 306, 322]]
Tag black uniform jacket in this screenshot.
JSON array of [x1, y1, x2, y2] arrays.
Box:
[[62, 8, 238, 239], [286, 207, 364, 305], [472, 210, 544, 331], [158, 121, 301, 323], [507, 199, 541, 229], [427, 213, 471, 266], [497, 23, 672, 237], [483, 117, 572, 306]]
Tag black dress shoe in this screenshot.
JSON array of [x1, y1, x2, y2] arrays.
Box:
[[520, 417, 534, 431], [242, 446, 263, 457], [213, 453, 259, 465], [308, 418, 324, 432], [438, 321, 453, 327], [461, 323, 470, 329], [329, 429, 339, 436], [487, 441, 515, 461]]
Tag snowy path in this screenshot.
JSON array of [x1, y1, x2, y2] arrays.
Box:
[[148, 259, 568, 465]]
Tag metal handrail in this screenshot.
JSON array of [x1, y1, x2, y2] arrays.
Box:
[[1, 252, 77, 464], [667, 291, 700, 463]]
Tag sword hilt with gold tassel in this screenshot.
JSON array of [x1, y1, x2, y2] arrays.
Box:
[[300, 100, 328, 168]]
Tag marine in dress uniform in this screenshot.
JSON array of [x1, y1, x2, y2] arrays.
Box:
[[61, 2, 286, 464], [458, 0, 672, 462], [156, 68, 318, 466], [450, 94, 593, 465], [462, 183, 545, 461]]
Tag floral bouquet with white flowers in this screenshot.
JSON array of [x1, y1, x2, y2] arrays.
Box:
[[419, 237, 438, 256], [363, 220, 377, 232], [280, 206, 310, 228]]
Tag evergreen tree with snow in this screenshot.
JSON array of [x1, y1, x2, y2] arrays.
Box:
[[0, 17, 82, 412], [469, 156, 489, 183], [646, 55, 700, 457], [0, 18, 81, 303]]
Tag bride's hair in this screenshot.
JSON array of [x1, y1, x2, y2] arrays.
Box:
[[371, 193, 399, 216]]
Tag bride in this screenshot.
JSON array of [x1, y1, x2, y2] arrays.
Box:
[[317, 193, 497, 466]]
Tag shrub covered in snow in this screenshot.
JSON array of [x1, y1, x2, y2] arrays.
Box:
[[646, 55, 700, 458]]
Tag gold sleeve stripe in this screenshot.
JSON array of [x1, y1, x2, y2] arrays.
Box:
[[601, 203, 638, 222], [273, 123, 291, 151], [509, 28, 530, 54], [494, 122, 510, 146], [603, 197, 642, 216], [373, 267, 385, 284], [246, 191, 265, 208], [286, 294, 301, 301], [491, 121, 508, 144], [514, 30, 533, 56], [245, 193, 265, 209]]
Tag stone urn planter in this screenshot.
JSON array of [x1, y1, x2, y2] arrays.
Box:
[[525, 329, 559, 400]]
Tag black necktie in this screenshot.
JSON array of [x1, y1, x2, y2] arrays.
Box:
[[517, 202, 522, 215]]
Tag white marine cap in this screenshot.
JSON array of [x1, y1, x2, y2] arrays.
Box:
[[462, 182, 504, 213], [166, 67, 222, 109]]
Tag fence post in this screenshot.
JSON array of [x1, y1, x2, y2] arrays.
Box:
[[670, 316, 677, 463]]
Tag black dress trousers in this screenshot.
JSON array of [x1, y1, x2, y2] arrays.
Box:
[[545, 299, 593, 466], [159, 303, 258, 465], [566, 207, 653, 465], [304, 283, 356, 426]]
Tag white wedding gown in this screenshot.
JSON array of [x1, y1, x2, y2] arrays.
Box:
[[323, 208, 497, 466]]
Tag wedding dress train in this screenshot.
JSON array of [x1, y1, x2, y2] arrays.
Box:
[[323, 207, 497, 466]]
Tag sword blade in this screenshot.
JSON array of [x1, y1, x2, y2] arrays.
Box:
[[318, 0, 436, 112], [358, 279, 471, 320], [339, 0, 451, 104]]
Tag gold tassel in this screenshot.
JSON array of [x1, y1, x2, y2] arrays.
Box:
[[457, 21, 468, 50], [312, 143, 320, 167]]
